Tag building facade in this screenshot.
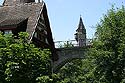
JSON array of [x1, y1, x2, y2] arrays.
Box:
[[0, 0, 58, 61]]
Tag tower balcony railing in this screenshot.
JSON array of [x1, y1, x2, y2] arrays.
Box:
[[54, 39, 92, 48]]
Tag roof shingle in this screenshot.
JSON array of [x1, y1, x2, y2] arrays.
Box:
[[0, 18, 26, 27], [0, 2, 44, 39]]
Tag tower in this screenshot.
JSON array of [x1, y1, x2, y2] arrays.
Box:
[[75, 16, 86, 47]]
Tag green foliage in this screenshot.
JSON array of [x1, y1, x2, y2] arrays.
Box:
[[89, 5, 125, 83], [57, 41, 74, 48], [52, 5, 125, 83], [56, 59, 94, 83], [53, 40, 94, 83], [63, 41, 74, 48], [1, 5, 125, 83], [36, 76, 53, 83], [0, 32, 51, 83]]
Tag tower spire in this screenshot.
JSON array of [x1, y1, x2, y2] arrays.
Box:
[[75, 16, 86, 47], [77, 16, 85, 32]]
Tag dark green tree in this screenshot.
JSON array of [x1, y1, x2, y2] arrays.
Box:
[[89, 5, 125, 83], [52, 5, 125, 83], [54, 58, 94, 83], [0, 32, 51, 83], [52, 41, 93, 83]]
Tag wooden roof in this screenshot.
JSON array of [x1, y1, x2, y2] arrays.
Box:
[[0, 1, 58, 61], [0, 2, 44, 40], [0, 18, 26, 27], [3, 0, 36, 6]]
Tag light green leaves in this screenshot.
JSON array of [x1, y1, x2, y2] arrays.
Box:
[[0, 32, 51, 83]]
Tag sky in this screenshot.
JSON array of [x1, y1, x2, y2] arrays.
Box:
[[0, 0, 124, 41]]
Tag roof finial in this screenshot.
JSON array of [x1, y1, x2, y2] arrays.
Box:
[[80, 14, 82, 18], [80, 14, 83, 21]]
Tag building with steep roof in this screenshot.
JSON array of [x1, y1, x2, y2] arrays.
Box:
[[3, 0, 35, 6], [75, 16, 86, 47], [0, 0, 58, 61]]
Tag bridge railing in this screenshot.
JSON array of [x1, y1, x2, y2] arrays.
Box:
[[54, 39, 92, 48]]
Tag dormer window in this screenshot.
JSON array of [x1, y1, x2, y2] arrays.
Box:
[[4, 30, 12, 34], [0, 18, 28, 36]]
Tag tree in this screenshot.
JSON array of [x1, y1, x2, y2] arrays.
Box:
[[89, 5, 125, 83], [54, 58, 94, 83], [52, 40, 93, 83], [36, 5, 125, 83], [0, 32, 51, 83], [57, 41, 74, 48]]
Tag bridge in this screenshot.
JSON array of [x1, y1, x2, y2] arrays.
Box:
[[51, 16, 92, 72], [52, 39, 92, 72]]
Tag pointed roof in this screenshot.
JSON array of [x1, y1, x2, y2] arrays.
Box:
[[0, 18, 27, 27], [76, 16, 86, 33], [0, 0, 44, 40]]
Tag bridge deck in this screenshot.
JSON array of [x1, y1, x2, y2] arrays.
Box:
[[53, 39, 92, 72], [53, 47, 87, 72]]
